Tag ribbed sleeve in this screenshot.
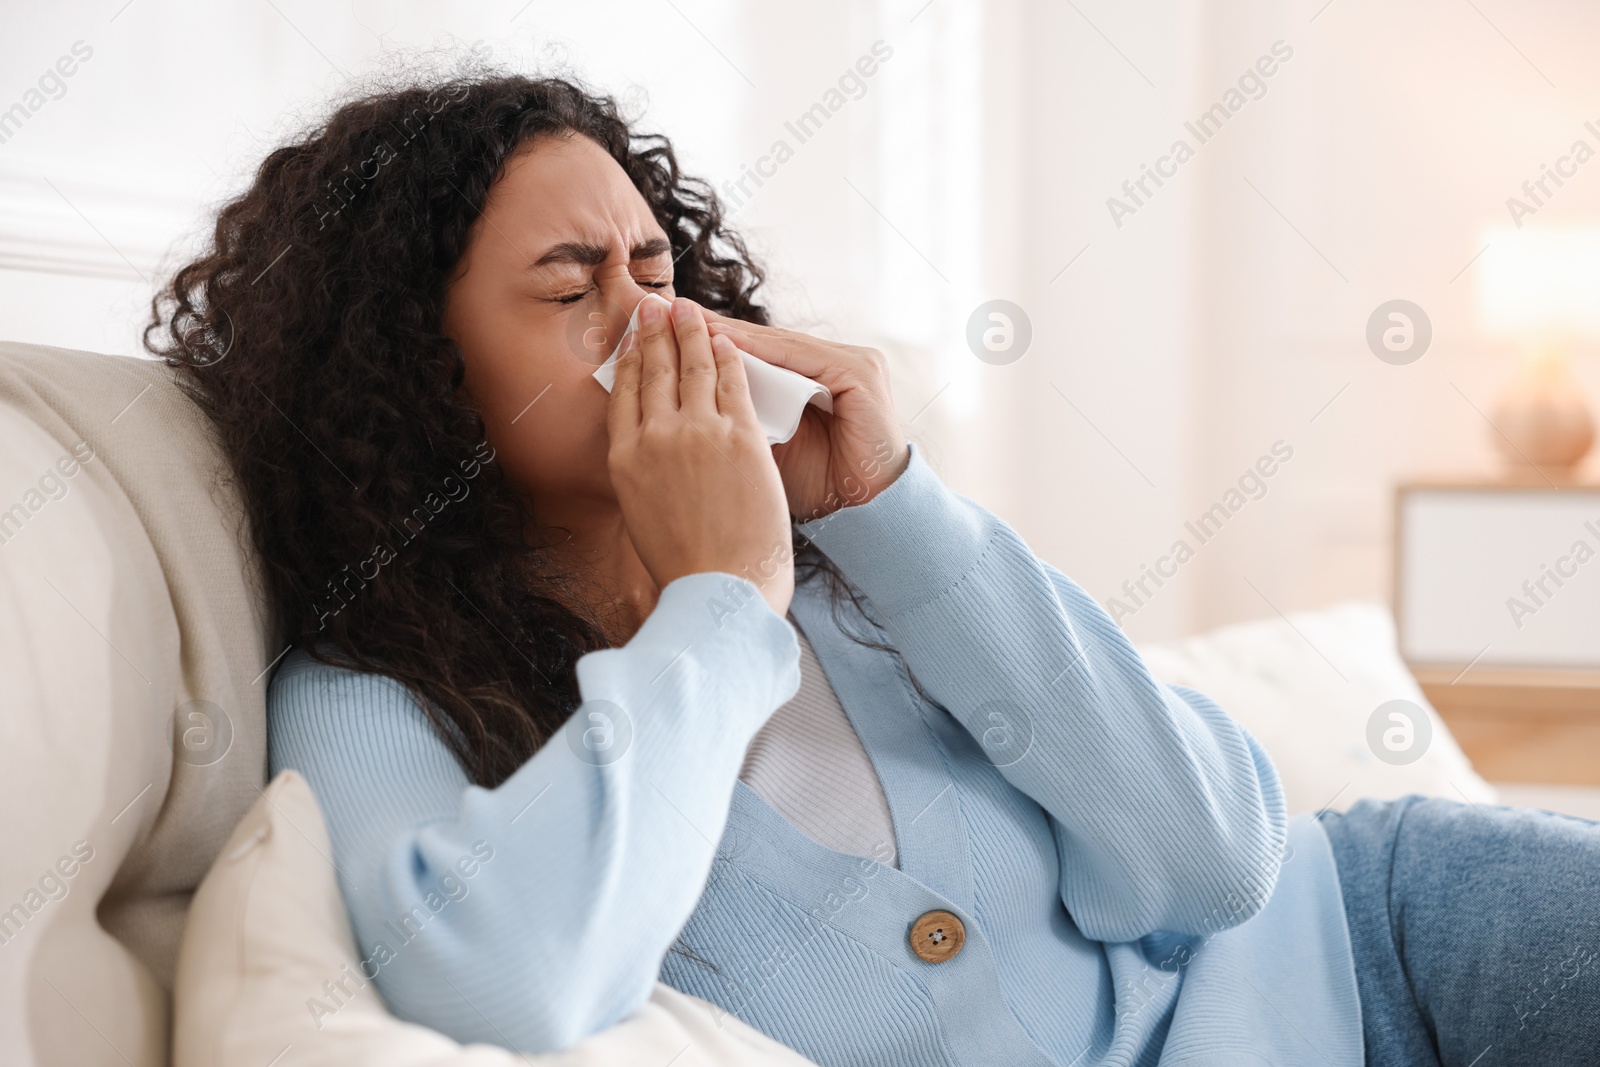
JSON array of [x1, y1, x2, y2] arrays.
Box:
[[796, 444, 1287, 941], [267, 571, 801, 1054]]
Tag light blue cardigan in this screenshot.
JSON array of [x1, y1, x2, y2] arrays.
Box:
[[268, 443, 1362, 1066]]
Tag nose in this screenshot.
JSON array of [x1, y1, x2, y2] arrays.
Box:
[[583, 275, 657, 367]]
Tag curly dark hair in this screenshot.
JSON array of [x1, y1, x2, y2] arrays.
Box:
[[147, 70, 870, 788]]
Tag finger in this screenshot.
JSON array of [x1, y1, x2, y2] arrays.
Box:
[[708, 319, 838, 381], [710, 331, 757, 422], [702, 309, 789, 338], [636, 294, 679, 416], [700, 307, 772, 331], [699, 306, 741, 327], [671, 298, 718, 418], [606, 326, 643, 444]]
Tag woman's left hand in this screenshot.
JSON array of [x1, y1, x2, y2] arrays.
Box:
[[705, 310, 910, 521]]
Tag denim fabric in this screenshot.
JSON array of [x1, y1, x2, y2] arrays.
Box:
[[1320, 796, 1600, 1067]]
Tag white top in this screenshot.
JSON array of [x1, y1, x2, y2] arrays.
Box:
[[738, 628, 898, 867]]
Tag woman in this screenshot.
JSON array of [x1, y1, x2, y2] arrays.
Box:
[[149, 71, 1599, 1067]]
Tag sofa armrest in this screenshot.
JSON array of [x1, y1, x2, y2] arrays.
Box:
[[0, 403, 176, 1066]]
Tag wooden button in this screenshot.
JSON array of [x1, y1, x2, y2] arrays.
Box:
[[909, 910, 965, 963]]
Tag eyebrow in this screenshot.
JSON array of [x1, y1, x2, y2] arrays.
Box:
[[531, 237, 673, 269]]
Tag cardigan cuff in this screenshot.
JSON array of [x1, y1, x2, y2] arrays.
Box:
[[575, 570, 801, 737], [794, 442, 998, 619]]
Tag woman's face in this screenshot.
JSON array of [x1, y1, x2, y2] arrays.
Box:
[[443, 133, 675, 512]]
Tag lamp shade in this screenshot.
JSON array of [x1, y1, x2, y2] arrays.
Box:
[[1478, 227, 1600, 339]]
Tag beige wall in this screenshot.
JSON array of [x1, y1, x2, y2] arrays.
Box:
[[1182, 0, 1600, 634]]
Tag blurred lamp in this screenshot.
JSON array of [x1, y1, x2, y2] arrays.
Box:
[[1478, 227, 1599, 476]]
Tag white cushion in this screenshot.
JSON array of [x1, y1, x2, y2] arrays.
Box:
[[1137, 601, 1497, 815], [173, 770, 822, 1067]]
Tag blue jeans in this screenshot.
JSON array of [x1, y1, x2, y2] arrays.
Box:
[[1319, 796, 1600, 1066]]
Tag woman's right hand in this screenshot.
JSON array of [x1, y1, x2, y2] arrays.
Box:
[[606, 296, 794, 619]]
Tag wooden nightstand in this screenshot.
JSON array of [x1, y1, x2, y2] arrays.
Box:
[[1411, 666, 1600, 785], [1395, 480, 1600, 785]]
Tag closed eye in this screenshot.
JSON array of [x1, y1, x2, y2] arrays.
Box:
[[554, 276, 671, 305]]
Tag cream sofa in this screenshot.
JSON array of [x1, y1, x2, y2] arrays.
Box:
[[0, 341, 1516, 1067], [1, 343, 271, 1067]]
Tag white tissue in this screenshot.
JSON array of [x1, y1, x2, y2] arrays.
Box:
[[591, 293, 833, 445]]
